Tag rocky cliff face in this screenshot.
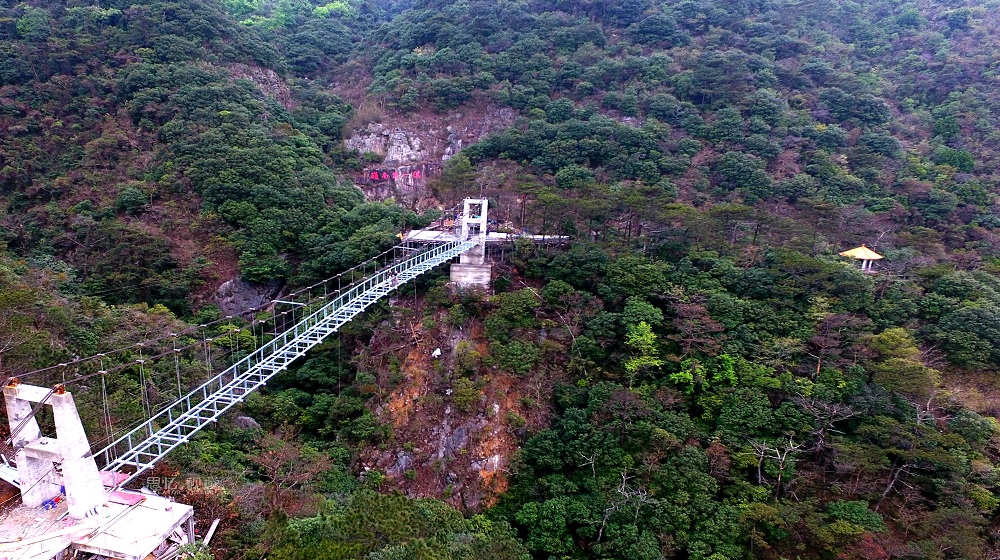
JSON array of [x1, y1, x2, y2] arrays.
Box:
[[215, 278, 281, 317], [345, 123, 440, 208], [344, 107, 516, 209]]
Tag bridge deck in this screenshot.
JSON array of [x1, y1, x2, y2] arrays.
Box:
[[404, 229, 567, 244], [96, 239, 477, 486]]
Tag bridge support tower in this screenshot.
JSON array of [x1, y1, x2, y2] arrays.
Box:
[[451, 198, 492, 287], [4, 382, 106, 519]]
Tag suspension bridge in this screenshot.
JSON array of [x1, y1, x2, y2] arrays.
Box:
[[0, 199, 492, 560]]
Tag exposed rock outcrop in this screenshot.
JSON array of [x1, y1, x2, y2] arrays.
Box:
[[345, 124, 430, 165], [355, 304, 549, 512], [234, 415, 262, 431], [344, 107, 516, 209], [215, 278, 281, 317], [226, 63, 293, 109]]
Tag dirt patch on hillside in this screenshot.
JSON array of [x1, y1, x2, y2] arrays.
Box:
[[357, 300, 552, 511], [942, 371, 1000, 418]]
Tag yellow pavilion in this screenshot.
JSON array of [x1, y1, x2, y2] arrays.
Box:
[[839, 244, 883, 272]]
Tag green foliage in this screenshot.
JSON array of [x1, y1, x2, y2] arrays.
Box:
[[819, 88, 890, 125], [932, 145, 975, 172], [453, 340, 481, 374], [269, 491, 529, 560], [968, 485, 1000, 514], [826, 501, 886, 533], [113, 183, 147, 214], [15, 6, 52, 41], [933, 115, 960, 139], [716, 151, 772, 202], [540, 280, 574, 307], [432, 154, 476, 205], [623, 321, 663, 385], [492, 340, 540, 376], [628, 13, 689, 46], [496, 383, 743, 560], [0, 0, 392, 294], [949, 409, 998, 444], [671, 354, 738, 395], [222, 0, 263, 19], [934, 305, 1000, 368], [554, 164, 595, 190], [451, 377, 480, 412], [484, 289, 538, 341], [466, 115, 676, 184], [621, 297, 663, 328], [599, 256, 669, 301], [314, 1, 357, 19], [176, 543, 216, 560]]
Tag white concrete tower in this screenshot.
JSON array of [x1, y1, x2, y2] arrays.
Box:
[[460, 198, 488, 263], [451, 198, 492, 287], [4, 382, 107, 519]]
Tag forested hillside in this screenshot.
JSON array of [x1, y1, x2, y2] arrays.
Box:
[[3, 0, 1000, 558]]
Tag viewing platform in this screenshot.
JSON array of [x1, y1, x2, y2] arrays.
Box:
[[0, 491, 193, 560]]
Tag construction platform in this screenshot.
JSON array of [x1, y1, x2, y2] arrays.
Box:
[[0, 489, 193, 560]]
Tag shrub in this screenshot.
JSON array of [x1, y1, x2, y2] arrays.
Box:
[[827, 501, 886, 532], [452, 378, 480, 412]]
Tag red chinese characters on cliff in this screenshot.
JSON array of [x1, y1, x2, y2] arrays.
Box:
[[361, 168, 424, 184]]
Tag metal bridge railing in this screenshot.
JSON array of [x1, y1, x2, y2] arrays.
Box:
[[96, 238, 477, 485]]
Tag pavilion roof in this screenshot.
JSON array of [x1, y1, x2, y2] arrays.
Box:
[[839, 245, 884, 260]]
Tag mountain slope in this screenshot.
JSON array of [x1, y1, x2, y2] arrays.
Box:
[[3, 1, 1000, 559]]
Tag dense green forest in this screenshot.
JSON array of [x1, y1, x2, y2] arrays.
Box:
[[3, 0, 1000, 558]]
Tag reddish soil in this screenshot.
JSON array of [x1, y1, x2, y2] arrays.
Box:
[[357, 299, 552, 511], [138, 198, 240, 305]]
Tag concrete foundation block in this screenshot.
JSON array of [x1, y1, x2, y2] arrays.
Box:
[[450, 263, 492, 287]]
